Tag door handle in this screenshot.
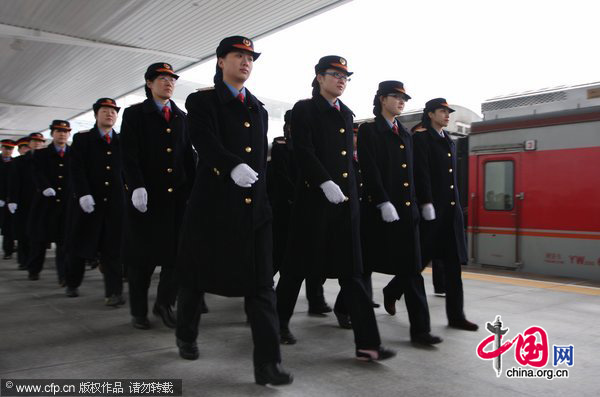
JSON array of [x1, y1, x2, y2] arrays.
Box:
[[516, 192, 525, 200]]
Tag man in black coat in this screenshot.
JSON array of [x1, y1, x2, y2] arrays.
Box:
[[65, 98, 126, 305], [358, 81, 442, 346], [176, 36, 292, 386], [120, 62, 196, 330], [413, 98, 478, 331], [276, 56, 395, 362], [0, 139, 16, 260], [7, 137, 36, 269], [27, 123, 71, 283], [268, 110, 331, 316]]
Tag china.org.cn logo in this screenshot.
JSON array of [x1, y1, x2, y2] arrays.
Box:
[[476, 315, 574, 380]]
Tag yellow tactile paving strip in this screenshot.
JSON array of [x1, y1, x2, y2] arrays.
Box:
[[421, 268, 600, 296]]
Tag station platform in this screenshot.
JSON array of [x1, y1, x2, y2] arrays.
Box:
[[0, 255, 598, 397]]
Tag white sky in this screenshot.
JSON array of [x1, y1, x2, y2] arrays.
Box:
[[70, 0, 598, 140]]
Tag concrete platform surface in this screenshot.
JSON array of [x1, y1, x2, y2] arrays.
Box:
[[0, 257, 598, 397]]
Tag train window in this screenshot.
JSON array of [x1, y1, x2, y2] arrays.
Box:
[[484, 161, 514, 210]]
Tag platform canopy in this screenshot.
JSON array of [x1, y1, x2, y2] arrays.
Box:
[[0, 0, 349, 139]]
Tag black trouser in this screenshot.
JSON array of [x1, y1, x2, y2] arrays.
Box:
[[277, 270, 381, 350], [2, 223, 15, 256], [177, 285, 281, 366], [28, 240, 67, 281], [305, 276, 328, 307], [432, 259, 446, 294], [67, 255, 123, 297], [381, 272, 431, 336], [17, 238, 29, 266], [128, 264, 177, 318]]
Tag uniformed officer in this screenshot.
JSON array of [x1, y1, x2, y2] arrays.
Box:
[[120, 63, 196, 330], [0, 139, 17, 260], [65, 98, 126, 306], [358, 81, 442, 345], [8, 134, 45, 272], [276, 55, 395, 361], [176, 36, 292, 386], [268, 110, 332, 318], [412, 98, 478, 331], [27, 121, 71, 284]]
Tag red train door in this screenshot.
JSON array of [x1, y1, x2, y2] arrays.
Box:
[[472, 153, 523, 268]]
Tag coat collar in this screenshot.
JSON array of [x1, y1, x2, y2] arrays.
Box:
[[374, 115, 408, 136], [91, 125, 119, 143], [215, 81, 263, 109], [312, 94, 355, 117], [142, 98, 184, 116]]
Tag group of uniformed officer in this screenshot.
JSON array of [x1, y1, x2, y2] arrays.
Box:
[[0, 34, 480, 386]]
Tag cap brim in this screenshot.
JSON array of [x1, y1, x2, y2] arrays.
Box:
[[230, 44, 261, 60], [151, 69, 180, 80]]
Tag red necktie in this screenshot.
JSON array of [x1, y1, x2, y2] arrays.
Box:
[[59, 149, 64, 158], [104, 133, 111, 144], [237, 92, 245, 103], [392, 123, 399, 135], [333, 102, 340, 111], [162, 105, 171, 122]]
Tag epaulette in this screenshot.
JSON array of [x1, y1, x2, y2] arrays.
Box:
[[196, 86, 215, 92], [76, 129, 91, 134], [414, 127, 427, 133], [273, 137, 286, 144]]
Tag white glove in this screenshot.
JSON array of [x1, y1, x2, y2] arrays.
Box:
[[132, 187, 148, 213], [377, 201, 400, 222], [8, 203, 17, 214], [231, 163, 258, 188], [320, 180, 347, 204], [43, 188, 56, 197], [421, 203, 436, 221], [79, 195, 95, 214], [0, 200, 5, 207]]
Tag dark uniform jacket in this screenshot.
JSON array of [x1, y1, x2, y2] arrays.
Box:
[[267, 137, 296, 272], [28, 145, 71, 243], [67, 126, 125, 259], [120, 98, 195, 266], [0, 160, 13, 235], [285, 94, 362, 279], [358, 116, 421, 275], [413, 126, 468, 264], [8, 153, 35, 239], [178, 82, 272, 297]]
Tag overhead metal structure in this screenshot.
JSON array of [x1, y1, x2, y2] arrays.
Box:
[[0, 0, 349, 139]]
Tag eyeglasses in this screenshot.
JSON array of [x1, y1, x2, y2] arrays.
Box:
[[157, 76, 177, 84], [323, 72, 351, 82]]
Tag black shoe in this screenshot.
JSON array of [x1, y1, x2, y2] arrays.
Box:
[[3, 254, 12, 260], [58, 278, 66, 287], [372, 301, 380, 308], [280, 327, 297, 345], [383, 291, 396, 315], [132, 316, 151, 330], [28, 273, 39, 280], [334, 310, 352, 329], [356, 346, 396, 362], [254, 362, 293, 386], [449, 318, 479, 331], [308, 301, 332, 315], [153, 303, 176, 328], [18, 264, 27, 270], [105, 294, 126, 307], [65, 287, 79, 297], [176, 338, 199, 360], [411, 332, 443, 346]]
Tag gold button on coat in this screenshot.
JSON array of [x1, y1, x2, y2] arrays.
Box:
[[342, 172, 348, 178], [400, 144, 405, 149], [402, 163, 407, 168], [450, 185, 454, 189], [168, 188, 173, 193], [403, 182, 409, 187], [166, 148, 172, 153], [103, 198, 108, 202], [213, 168, 220, 175], [166, 128, 171, 133], [244, 122, 251, 128], [245, 146, 252, 153], [448, 153, 451, 157], [405, 201, 411, 206], [59, 163, 64, 167], [107, 151, 112, 155], [449, 168, 453, 173], [341, 150, 347, 156], [451, 201, 456, 206], [245, 197, 252, 204], [167, 168, 173, 173], [58, 175, 63, 179], [56, 199, 61, 203], [106, 166, 111, 170], [104, 181, 109, 186], [57, 187, 62, 191], [339, 128, 345, 133]]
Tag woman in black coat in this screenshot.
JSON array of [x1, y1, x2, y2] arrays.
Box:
[[412, 98, 478, 331], [275, 55, 395, 361], [358, 81, 441, 346]]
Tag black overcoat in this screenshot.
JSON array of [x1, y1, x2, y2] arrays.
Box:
[[178, 82, 272, 297], [28, 146, 71, 243], [0, 160, 13, 236], [358, 116, 421, 275], [119, 99, 195, 266], [7, 153, 35, 239], [413, 126, 468, 264], [67, 126, 125, 259], [285, 94, 362, 279]]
